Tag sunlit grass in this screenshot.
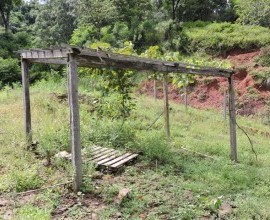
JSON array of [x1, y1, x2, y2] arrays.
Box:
[[1, 81, 270, 219]]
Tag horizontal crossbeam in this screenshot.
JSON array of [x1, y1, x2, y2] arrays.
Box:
[[19, 46, 234, 77]]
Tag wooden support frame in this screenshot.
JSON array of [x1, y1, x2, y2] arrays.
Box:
[[21, 59, 32, 146], [228, 77, 237, 162], [67, 54, 82, 191], [163, 75, 170, 138], [19, 46, 238, 192]]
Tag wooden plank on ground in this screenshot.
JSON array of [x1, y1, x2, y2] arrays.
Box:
[[92, 149, 115, 160], [111, 154, 138, 168], [96, 153, 121, 165], [102, 153, 132, 167], [93, 150, 119, 162], [86, 146, 139, 170]]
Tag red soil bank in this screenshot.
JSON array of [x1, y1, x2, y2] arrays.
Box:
[[140, 50, 270, 115]]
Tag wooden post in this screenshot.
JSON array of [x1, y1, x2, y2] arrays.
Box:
[[21, 59, 32, 146], [184, 86, 188, 110], [67, 54, 82, 191], [154, 80, 157, 100], [163, 75, 170, 138], [228, 77, 237, 162], [223, 91, 227, 120]]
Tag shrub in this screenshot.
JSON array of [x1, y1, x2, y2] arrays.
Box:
[[184, 21, 270, 54], [135, 131, 173, 164], [16, 204, 50, 220], [11, 168, 44, 192], [255, 47, 270, 67], [85, 119, 135, 149], [0, 58, 21, 88]]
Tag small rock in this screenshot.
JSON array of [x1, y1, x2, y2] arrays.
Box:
[[91, 212, 98, 220], [55, 151, 71, 160], [219, 202, 233, 218], [0, 199, 8, 207], [3, 210, 13, 219], [115, 188, 131, 204], [116, 212, 122, 218]]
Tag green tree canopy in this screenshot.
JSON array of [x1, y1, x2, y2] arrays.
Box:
[[234, 0, 270, 27]]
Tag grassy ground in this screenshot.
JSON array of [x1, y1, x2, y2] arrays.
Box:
[[0, 79, 270, 219]]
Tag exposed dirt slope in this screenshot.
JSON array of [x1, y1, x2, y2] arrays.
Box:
[[140, 50, 270, 115]]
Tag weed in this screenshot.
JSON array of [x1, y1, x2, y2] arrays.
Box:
[[15, 204, 50, 220], [11, 167, 44, 192]]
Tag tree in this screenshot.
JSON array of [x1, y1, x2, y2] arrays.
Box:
[[160, 0, 234, 22], [77, 0, 118, 39], [0, 0, 22, 31], [234, 0, 270, 27], [32, 0, 76, 47]]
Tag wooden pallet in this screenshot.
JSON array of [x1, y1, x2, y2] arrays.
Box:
[[89, 146, 138, 169]]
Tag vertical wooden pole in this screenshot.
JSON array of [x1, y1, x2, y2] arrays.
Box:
[[67, 54, 82, 191], [163, 75, 170, 138], [154, 80, 157, 100], [21, 59, 32, 146], [228, 77, 237, 162], [184, 86, 188, 110], [223, 91, 227, 120]]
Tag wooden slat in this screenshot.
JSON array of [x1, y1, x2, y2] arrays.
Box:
[[21, 49, 71, 59], [111, 154, 138, 168], [92, 148, 115, 160], [102, 153, 132, 167], [96, 153, 121, 165], [93, 150, 119, 162], [26, 58, 67, 65]]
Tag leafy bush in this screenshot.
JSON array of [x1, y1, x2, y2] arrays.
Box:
[[184, 21, 270, 54], [85, 120, 135, 149], [0, 31, 30, 58], [255, 47, 270, 67], [11, 168, 44, 192], [16, 204, 50, 220], [234, 0, 270, 28], [251, 68, 270, 89], [0, 58, 21, 88], [135, 131, 173, 164]]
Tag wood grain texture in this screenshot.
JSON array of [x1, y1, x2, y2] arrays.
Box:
[[21, 59, 32, 146], [228, 77, 237, 162], [67, 54, 82, 191]]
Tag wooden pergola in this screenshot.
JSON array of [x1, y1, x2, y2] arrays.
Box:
[[19, 46, 236, 191]]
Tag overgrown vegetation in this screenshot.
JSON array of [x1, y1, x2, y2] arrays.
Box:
[[184, 21, 270, 54], [1, 0, 270, 219], [1, 82, 270, 219]]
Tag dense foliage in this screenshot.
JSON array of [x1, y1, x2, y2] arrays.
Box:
[[0, 0, 270, 91]]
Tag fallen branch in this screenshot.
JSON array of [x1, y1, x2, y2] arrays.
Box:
[[236, 122, 258, 161], [0, 181, 72, 198]]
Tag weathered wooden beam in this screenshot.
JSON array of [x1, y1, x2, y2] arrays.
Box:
[[19, 47, 234, 77], [21, 59, 32, 146], [228, 77, 237, 162], [21, 49, 71, 59], [75, 53, 233, 77], [24, 58, 67, 65], [163, 75, 170, 138], [67, 54, 82, 192]]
